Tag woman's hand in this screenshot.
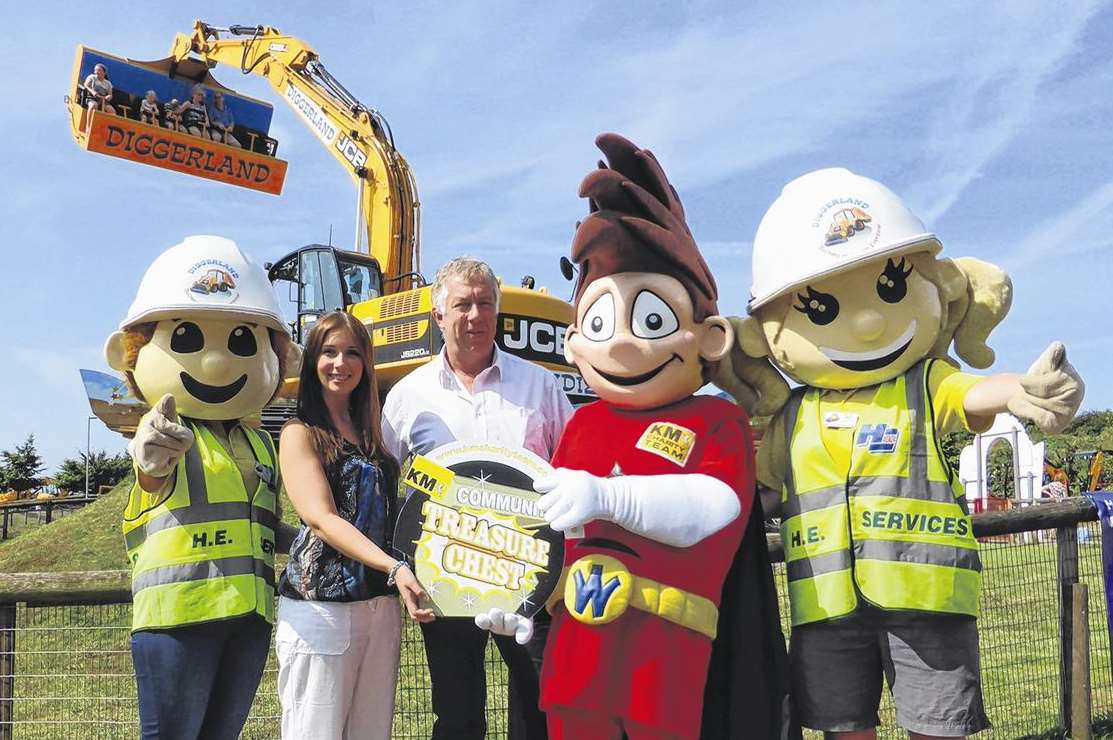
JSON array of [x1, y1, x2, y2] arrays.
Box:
[[393, 563, 435, 623]]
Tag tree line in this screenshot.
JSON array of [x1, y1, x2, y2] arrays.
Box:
[[941, 409, 1113, 497], [0, 434, 131, 497], [3, 409, 1111, 500]]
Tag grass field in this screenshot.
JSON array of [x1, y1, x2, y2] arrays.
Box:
[[1, 488, 1110, 738]]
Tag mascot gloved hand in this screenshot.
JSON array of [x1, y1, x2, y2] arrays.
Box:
[[474, 607, 534, 646], [715, 168, 1084, 738], [106, 235, 301, 739], [128, 394, 194, 480], [1008, 341, 1084, 433], [498, 133, 792, 740]]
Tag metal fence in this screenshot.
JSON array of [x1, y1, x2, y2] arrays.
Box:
[[0, 604, 511, 740], [771, 517, 1111, 739], [0, 500, 1108, 739], [0, 498, 99, 541]]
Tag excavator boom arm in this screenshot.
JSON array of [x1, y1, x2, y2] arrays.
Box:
[[171, 21, 419, 291]]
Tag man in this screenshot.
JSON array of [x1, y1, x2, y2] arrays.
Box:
[[382, 256, 573, 740]]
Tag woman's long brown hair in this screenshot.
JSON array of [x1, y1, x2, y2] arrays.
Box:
[[293, 311, 398, 482]]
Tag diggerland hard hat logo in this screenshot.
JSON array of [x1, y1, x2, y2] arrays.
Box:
[[811, 197, 882, 257], [186, 259, 240, 304], [824, 206, 872, 246]]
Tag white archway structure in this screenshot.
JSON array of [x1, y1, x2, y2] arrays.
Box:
[[958, 413, 1045, 507]]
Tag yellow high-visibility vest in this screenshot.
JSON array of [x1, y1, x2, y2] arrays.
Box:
[[122, 421, 278, 631], [781, 359, 981, 627]]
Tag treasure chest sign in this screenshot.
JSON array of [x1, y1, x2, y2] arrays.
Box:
[[393, 441, 562, 618]]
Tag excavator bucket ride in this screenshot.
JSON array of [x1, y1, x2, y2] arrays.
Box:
[[72, 22, 592, 438], [66, 45, 288, 195]]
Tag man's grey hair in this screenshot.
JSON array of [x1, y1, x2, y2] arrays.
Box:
[[431, 256, 501, 314]]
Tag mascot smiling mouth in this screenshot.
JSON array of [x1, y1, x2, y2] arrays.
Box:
[[180, 372, 248, 404], [592, 354, 680, 386], [820, 320, 917, 372]]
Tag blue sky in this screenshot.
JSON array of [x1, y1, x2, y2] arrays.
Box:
[[3, 2, 1112, 471]]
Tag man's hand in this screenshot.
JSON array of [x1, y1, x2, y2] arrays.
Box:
[[474, 607, 533, 645], [535, 469, 612, 532], [1007, 341, 1085, 434], [128, 394, 194, 478]]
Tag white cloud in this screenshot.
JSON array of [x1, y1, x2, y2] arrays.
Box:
[[1006, 178, 1113, 271]]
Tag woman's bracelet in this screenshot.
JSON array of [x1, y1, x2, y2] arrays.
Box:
[[386, 560, 407, 587]]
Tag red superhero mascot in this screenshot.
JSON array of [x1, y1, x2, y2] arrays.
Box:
[[480, 133, 772, 739]]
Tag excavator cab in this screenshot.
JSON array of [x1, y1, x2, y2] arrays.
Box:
[[268, 245, 385, 344]]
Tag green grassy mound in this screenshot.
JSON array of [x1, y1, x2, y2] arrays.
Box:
[[0, 475, 302, 575], [0, 477, 134, 572]]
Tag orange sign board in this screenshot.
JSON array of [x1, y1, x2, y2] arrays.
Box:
[[85, 112, 287, 195]]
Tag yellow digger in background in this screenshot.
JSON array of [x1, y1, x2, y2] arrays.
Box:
[[68, 21, 591, 434]]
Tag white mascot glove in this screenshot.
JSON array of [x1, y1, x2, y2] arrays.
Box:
[[128, 394, 195, 479], [534, 469, 611, 533], [1007, 342, 1085, 434], [535, 468, 740, 548], [474, 607, 534, 645]]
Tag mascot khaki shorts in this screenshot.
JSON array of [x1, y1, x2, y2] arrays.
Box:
[[789, 607, 990, 736]]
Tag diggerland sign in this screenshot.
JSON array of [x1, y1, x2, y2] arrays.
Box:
[[85, 112, 288, 195]]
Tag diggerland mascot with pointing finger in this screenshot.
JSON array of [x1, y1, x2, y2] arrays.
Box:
[[715, 169, 1085, 738], [105, 235, 300, 739], [477, 134, 797, 740]]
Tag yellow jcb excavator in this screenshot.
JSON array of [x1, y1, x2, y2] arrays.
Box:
[[68, 22, 591, 436]]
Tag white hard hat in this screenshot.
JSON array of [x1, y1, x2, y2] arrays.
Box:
[[120, 235, 288, 334], [748, 168, 941, 312]]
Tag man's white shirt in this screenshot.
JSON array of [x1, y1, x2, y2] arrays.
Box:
[[381, 347, 574, 463]]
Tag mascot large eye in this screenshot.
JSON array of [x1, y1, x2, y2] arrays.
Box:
[[228, 326, 258, 357], [877, 257, 913, 304], [794, 287, 839, 326], [170, 322, 204, 353], [580, 292, 615, 342], [631, 290, 678, 339]]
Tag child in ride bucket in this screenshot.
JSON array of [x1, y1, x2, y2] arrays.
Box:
[[715, 168, 1085, 739], [140, 90, 160, 127]]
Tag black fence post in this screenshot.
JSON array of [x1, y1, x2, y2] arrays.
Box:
[[1057, 524, 1080, 733], [0, 511, 6, 541], [0, 602, 14, 740]]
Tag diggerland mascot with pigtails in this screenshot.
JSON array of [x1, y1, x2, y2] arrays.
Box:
[[714, 168, 1085, 739], [477, 134, 796, 740], [104, 235, 300, 740]]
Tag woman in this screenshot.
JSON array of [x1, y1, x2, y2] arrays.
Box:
[[277, 311, 434, 740], [207, 91, 241, 147], [82, 63, 115, 132], [177, 86, 211, 138]]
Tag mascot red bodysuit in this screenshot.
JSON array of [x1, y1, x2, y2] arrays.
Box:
[[507, 134, 777, 739]]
